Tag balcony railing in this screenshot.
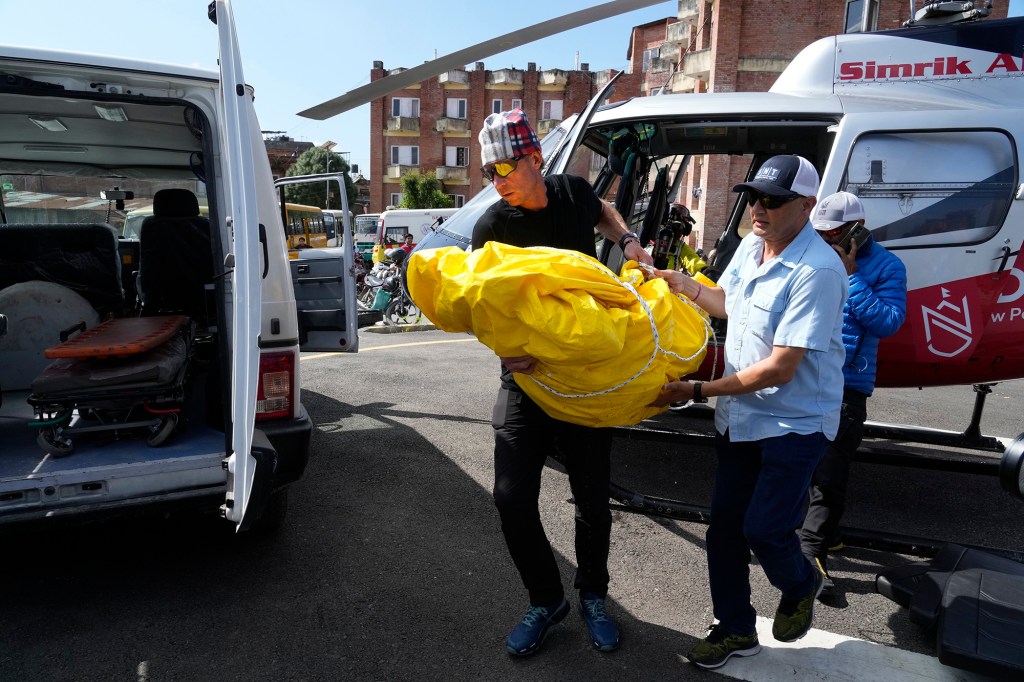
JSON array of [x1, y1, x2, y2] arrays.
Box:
[[537, 119, 560, 135], [438, 69, 469, 86], [669, 72, 698, 93], [386, 164, 418, 179], [435, 117, 469, 134], [677, 0, 701, 23], [539, 69, 567, 87], [386, 116, 420, 133], [683, 47, 711, 82], [435, 166, 469, 182], [488, 68, 523, 86]]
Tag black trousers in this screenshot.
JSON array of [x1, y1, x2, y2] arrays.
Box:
[[491, 386, 613, 606], [799, 387, 869, 560]]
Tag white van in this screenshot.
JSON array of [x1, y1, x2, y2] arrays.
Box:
[[0, 1, 356, 531], [372, 208, 457, 262]]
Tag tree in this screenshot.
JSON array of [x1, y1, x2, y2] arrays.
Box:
[[284, 147, 358, 210], [399, 171, 454, 209]]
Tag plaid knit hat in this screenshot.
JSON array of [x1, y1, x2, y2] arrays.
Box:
[[479, 108, 541, 166]]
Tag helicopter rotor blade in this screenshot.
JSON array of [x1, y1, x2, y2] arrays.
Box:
[[297, 0, 666, 120]]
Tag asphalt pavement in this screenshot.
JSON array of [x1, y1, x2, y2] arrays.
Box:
[[1, 327, 1020, 681]]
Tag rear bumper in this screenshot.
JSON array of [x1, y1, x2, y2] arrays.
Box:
[[260, 405, 312, 488]]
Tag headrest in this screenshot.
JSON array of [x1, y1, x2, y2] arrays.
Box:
[[153, 189, 200, 218]]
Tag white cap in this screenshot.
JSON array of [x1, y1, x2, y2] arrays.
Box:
[[813, 191, 865, 230]]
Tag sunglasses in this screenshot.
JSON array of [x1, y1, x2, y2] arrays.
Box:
[[820, 221, 861, 238], [482, 155, 525, 181], [746, 192, 801, 210]]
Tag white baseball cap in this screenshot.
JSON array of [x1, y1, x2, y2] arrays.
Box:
[[813, 192, 865, 231]]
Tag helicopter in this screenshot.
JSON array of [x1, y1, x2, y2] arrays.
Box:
[[298, 3, 1024, 548]]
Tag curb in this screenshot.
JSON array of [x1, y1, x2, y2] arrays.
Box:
[[362, 322, 438, 334]]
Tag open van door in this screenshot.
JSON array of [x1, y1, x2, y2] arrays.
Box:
[[274, 174, 359, 352], [212, 0, 264, 528]]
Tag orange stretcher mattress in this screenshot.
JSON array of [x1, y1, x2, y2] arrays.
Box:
[[44, 315, 187, 360]]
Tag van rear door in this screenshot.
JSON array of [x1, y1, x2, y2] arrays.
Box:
[[214, 0, 264, 528]]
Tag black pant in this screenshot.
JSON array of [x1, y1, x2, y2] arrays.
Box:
[[491, 386, 613, 606], [799, 387, 868, 560]]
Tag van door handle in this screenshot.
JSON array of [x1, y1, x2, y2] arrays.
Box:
[[258, 223, 269, 278]]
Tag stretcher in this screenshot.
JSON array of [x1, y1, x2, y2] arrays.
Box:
[[27, 315, 192, 457]]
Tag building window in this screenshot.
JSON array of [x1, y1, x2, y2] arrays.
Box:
[[389, 193, 403, 207], [391, 97, 420, 117], [511, 98, 523, 110], [845, 0, 879, 33], [492, 98, 503, 114], [649, 86, 666, 96], [390, 145, 419, 166], [642, 48, 660, 73], [447, 194, 466, 208], [445, 146, 469, 167], [541, 100, 563, 120], [446, 98, 467, 119]]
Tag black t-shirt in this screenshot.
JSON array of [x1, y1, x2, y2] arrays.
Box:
[[471, 174, 604, 388], [471, 174, 603, 256]]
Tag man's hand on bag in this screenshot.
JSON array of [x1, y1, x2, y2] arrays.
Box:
[[648, 380, 694, 407], [624, 240, 654, 266], [501, 355, 538, 375]]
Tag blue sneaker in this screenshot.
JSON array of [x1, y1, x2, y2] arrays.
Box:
[[506, 598, 570, 656], [579, 592, 620, 652]]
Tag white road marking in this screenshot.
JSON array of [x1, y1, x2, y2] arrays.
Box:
[[714, 616, 989, 681]]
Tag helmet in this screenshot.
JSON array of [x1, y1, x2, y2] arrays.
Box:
[[385, 247, 407, 265]]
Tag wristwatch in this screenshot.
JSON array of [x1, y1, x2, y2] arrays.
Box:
[[692, 381, 708, 404], [618, 231, 640, 251]]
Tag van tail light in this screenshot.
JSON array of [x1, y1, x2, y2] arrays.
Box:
[[256, 351, 294, 421]]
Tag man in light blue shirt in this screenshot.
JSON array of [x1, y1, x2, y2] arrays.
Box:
[[652, 155, 847, 669]]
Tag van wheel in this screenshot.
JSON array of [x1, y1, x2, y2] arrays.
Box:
[[38, 427, 73, 457], [146, 413, 179, 447], [250, 488, 289, 535]]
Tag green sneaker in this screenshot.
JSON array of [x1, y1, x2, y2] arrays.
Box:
[[686, 624, 761, 669], [772, 566, 825, 642]]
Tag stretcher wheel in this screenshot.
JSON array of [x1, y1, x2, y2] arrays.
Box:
[[38, 427, 73, 458], [146, 413, 179, 447]]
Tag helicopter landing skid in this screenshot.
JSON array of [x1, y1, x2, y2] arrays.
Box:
[[608, 383, 1024, 558]]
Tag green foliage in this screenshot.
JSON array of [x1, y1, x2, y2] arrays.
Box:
[[399, 171, 454, 209], [284, 147, 358, 210]]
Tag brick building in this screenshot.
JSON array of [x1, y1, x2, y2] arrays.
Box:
[[366, 18, 678, 213], [264, 134, 313, 179]]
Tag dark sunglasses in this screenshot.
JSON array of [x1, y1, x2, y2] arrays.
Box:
[[746, 192, 801, 210], [820, 220, 861, 238], [482, 155, 525, 181]]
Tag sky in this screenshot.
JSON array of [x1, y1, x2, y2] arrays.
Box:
[[3, 0, 1021, 177], [1, 0, 677, 178]]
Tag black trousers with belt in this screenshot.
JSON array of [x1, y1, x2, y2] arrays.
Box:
[[491, 385, 613, 606], [800, 387, 869, 560]]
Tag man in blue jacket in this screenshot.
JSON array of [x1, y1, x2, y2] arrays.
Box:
[[800, 191, 907, 596]]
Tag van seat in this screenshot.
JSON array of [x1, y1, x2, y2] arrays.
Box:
[[0, 223, 123, 315], [138, 189, 214, 321]]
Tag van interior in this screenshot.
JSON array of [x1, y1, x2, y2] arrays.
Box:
[[0, 77, 233, 519]]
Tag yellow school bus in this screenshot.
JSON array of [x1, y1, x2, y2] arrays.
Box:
[[283, 203, 327, 256]]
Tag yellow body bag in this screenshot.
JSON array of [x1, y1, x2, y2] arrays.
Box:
[[407, 243, 713, 427]]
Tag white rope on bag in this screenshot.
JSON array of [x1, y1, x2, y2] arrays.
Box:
[[521, 248, 716, 400]]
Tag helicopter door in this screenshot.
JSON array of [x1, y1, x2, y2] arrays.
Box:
[[213, 0, 264, 529], [820, 110, 1021, 384], [274, 175, 359, 352]]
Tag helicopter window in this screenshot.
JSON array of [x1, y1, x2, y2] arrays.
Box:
[[842, 130, 1015, 249]]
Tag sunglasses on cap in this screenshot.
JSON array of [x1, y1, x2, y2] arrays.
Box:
[[746, 191, 801, 210], [482, 155, 526, 182], [819, 220, 861, 238]]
